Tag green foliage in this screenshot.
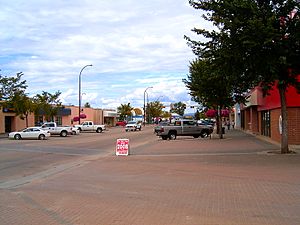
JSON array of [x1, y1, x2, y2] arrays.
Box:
[[170, 101, 186, 116], [84, 102, 91, 108], [33, 91, 62, 121], [12, 93, 35, 127], [0, 72, 27, 103], [187, 0, 300, 92], [146, 101, 164, 118], [117, 103, 133, 121], [186, 0, 300, 150]]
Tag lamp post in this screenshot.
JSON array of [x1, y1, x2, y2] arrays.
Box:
[[143, 86, 153, 126], [78, 64, 92, 124]]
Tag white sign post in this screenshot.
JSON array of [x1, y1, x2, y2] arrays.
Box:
[[116, 139, 130, 156]]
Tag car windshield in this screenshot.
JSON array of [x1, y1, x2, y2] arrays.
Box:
[[128, 121, 136, 124]]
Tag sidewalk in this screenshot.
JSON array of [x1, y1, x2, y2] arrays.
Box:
[[0, 133, 8, 139], [1, 129, 300, 225]]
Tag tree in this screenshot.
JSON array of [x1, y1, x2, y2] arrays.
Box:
[[0, 72, 34, 126], [11, 93, 35, 127], [183, 59, 234, 138], [0, 72, 27, 105], [170, 101, 186, 116], [117, 103, 133, 121], [84, 102, 91, 108], [133, 108, 143, 115], [161, 111, 172, 119], [33, 91, 62, 122], [186, 0, 300, 153], [146, 101, 164, 122]]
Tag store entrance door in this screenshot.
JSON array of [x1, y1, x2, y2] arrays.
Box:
[[5, 116, 13, 133]]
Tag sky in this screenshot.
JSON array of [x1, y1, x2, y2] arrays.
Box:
[[0, 0, 210, 113]]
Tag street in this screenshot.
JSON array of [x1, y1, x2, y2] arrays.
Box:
[[0, 126, 300, 225], [0, 126, 158, 186]]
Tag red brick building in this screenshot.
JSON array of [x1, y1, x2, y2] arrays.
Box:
[[240, 82, 300, 145]]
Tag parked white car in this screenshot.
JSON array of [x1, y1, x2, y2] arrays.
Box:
[[9, 127, 50, 140]]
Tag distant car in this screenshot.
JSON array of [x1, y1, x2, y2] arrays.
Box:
[[197, 120, 215, 127], [9, 127, 50, 140], [116, 121, 127, 127], [125, 121, 142, 132]]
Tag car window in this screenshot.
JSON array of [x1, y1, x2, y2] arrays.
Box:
[[183, 121, 196, 126], [89, 122, 92, 125]]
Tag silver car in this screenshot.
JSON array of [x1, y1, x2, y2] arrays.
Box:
[[9, 127, 51, 140]]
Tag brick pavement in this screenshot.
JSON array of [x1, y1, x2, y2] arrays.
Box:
[[0, 129, 300, 225]]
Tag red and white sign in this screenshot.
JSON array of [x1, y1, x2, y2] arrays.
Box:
[[116, 139, 130, 156]]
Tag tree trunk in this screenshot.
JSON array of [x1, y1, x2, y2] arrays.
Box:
[[25, 115, 28, 128], [278, 85, 289, 154]]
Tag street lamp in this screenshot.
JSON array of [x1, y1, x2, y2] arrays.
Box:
[[143, 86, 153, 126], [78, 64, 92, 124]]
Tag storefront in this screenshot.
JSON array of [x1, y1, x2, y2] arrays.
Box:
[[240, 84, 300, 145]]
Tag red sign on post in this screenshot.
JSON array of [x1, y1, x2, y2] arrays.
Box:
[[116, 139, 130, 156]]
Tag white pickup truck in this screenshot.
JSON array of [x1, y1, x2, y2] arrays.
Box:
[[40, 122, 73, 137], [74, 121, 106, 133]]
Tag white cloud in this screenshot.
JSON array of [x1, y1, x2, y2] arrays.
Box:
[[0, 0, 209, 111]]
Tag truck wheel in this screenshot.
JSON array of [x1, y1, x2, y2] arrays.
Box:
[[201, 130, 209, 138], [96, 128, 102, 133], [60, 131, 67, 137], [161, 136, 168, 140], [168, 132, 177, 140]]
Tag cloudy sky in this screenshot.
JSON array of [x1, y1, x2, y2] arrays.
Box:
[[0, 0, 209, 112]]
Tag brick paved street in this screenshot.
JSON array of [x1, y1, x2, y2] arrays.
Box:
[[0, 129, 299, 225]]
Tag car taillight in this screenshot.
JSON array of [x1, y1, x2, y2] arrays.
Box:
[[160, 128, 164, 132]]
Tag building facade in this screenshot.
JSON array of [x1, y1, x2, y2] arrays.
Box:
[[0, 105, 117, 134], [239, 83, 300, 145]]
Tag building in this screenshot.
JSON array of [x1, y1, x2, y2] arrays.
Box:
[[238, 83, 300, 145], [0, 105, 117, 134]]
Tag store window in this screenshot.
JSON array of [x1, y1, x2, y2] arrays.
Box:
[[35, 116, 44, 126], [261, 110, 271, 137], [55, 116, 62, 125]]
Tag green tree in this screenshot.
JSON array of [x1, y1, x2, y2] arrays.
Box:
[[146, 101, 164, 122], [186, 0, 300, 153], [11, 93, 35, 127], [33, 91, 62, 122], [117, 103, 133, 121], [0, 72, 34, 126], [0, 72, 27, 104], [161, 111, 172, 120], [170, 101, 186, 116], [84, 102, 91, 108], [184, 59, 234, 138]]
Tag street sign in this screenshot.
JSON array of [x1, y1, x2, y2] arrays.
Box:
[[116, 139, 130, 156]]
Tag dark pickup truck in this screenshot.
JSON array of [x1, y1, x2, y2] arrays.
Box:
[[154, 120, 214, 140]]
